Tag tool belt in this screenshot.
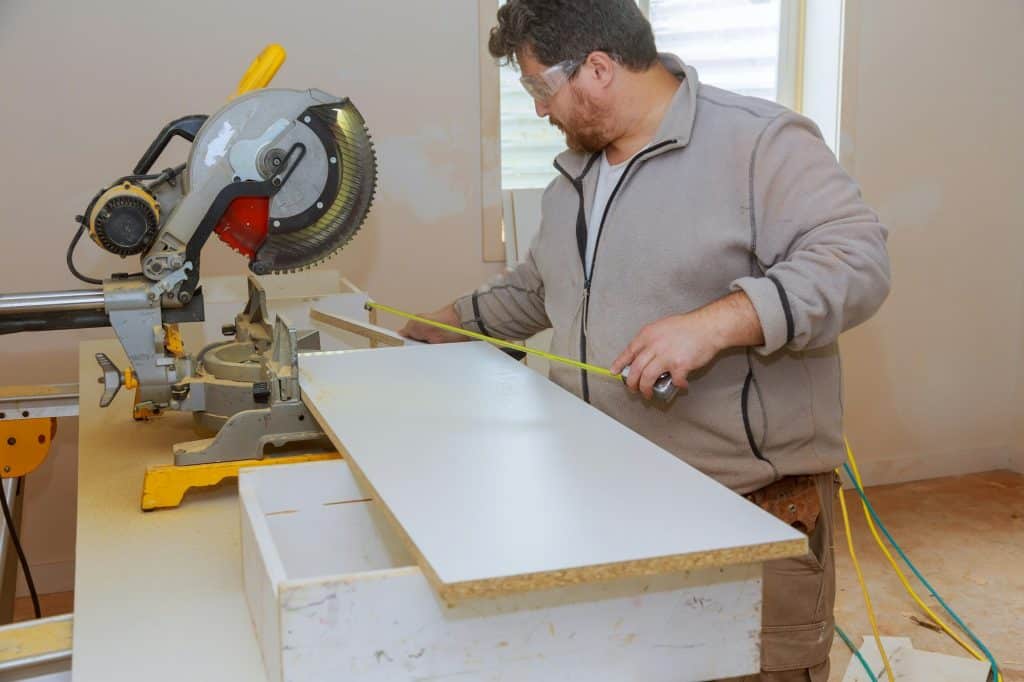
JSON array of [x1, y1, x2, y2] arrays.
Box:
[[744, 474, 821, 535]]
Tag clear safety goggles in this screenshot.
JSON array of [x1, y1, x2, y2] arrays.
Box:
[[519, 59, 582, 102]]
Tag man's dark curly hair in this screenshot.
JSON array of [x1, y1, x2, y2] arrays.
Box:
[[489, 0, 658, 71]]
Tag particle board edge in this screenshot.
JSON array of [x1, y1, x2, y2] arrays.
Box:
[[437, 536, 807, 602]]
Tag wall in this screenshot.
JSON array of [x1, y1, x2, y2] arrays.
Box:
[[837, 0, 1024, 484], [0, 0, 504, 594]]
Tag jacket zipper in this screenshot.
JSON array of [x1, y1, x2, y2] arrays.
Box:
[[555, 139, 677, 403]]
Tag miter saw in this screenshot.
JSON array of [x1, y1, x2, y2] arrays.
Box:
[[0, 45, 377, 468]]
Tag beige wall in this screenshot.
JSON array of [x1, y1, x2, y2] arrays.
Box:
[[837, 0, 1024, 484], [0, 0, 504, 593]]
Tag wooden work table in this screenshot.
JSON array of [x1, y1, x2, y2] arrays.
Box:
[[70, 292, 803, 680], [74, 338, 268, 681], [71, 292, 370, 680]]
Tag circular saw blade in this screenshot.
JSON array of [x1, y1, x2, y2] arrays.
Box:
[[250, 99, 377, 274]]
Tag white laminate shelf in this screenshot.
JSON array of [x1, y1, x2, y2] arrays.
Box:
[[298, 342, 806, 602]]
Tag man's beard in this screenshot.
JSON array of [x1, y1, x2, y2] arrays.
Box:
[[549, 85, 613, 153]]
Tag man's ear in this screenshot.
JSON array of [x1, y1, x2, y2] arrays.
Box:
[[583, 51, 617, 88]]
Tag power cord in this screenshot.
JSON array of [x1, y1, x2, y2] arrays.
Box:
[[836, 623, 879, 681], [837, 470, 896, 680], [843, 440, 1002, 681], [67, 223, 103, 285], [0, 477, 41, 619]]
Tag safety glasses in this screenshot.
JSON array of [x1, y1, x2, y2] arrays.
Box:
[[519, 59, 582, 102]]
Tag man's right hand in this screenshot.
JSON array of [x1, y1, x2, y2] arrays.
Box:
[[398, 303, 469, 344]]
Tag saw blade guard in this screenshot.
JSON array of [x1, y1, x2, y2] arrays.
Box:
[[250, 99, 377, 274], [163, 89, 377, 279]]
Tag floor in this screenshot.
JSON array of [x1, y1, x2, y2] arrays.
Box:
[[12, 590, 73, 622], [829, 470, 1023, 681], [12, 471, 1023, 681]]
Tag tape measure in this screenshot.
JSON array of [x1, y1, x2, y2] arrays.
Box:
[[364, 301, 679, 402], [365, 301, 616, 377]]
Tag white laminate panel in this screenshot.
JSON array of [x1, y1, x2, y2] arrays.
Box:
[[298, 343, 805, 595]]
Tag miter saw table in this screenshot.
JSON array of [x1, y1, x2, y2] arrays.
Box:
[[65, 316, 794, 682], [64, 286, 385, 682]]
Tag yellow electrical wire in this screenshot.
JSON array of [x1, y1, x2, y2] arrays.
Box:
[[365, 301, 619, 378], [837, 472, 897, 681], [844, 440, 1001, 681]]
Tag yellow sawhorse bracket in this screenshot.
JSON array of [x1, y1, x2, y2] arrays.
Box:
[[0, 418, 56, 478], [141, 452, 341, 511]]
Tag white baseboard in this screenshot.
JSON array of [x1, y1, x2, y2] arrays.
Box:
[[840, 445, 1014, 489], [16, 559, 74, 597]]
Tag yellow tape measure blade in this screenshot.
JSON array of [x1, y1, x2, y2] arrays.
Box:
[[364, 301, 616, 378]]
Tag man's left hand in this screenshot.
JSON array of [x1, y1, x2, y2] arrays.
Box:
[[610, 291, 765, 399]]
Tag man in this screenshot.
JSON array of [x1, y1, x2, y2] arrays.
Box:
[[401, 1, 890, 679]]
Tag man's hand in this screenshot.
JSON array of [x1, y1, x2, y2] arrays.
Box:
[[610, 292, 764, 399], [397, 303, 469, 344]]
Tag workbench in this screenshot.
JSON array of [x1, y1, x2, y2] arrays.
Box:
[[70, 292, 369, 681], [56, 291, 804, 681], [74, 338, 267, 680]]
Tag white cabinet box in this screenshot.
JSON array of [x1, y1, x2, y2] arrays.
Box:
[[240, 460, 765, 681]]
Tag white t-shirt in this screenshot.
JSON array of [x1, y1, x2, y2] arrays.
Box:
[[585, 150, 636, 279]]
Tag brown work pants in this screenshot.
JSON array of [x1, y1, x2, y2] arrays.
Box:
[[719, 472, 838, 682]]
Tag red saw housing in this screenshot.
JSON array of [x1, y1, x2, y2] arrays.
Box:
[[213, 197, 269, 260]]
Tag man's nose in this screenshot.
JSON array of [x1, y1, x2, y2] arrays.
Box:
[[534, 98, 549, 118]]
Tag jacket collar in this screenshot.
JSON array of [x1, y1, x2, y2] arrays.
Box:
[[553, 53, 699, 180]]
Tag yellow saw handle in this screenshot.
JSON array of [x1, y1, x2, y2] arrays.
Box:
[[233, 43, 287, 98]]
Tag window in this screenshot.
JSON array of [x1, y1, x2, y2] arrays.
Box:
[[499, 0, 803, 190], [499, 60, 570, 190]]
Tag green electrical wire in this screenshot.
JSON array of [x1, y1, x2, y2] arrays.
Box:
[[836, 623, 878, 681], [842, 462, 1001, 681]]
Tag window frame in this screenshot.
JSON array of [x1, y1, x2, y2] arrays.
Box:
[[480, 0, 505, 262]]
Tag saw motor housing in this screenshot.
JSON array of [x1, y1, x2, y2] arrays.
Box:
[[87, 182, 162, 256]]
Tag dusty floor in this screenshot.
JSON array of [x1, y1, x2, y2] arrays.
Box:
[[829, 470, 1023, 681], [13, 471, 1023, 680]]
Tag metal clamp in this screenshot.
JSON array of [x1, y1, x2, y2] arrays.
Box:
[[94, 353, 123, 408], [148, 262, 193, 300]]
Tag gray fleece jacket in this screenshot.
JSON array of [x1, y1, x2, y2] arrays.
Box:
[[454, 54, 890, 494]]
